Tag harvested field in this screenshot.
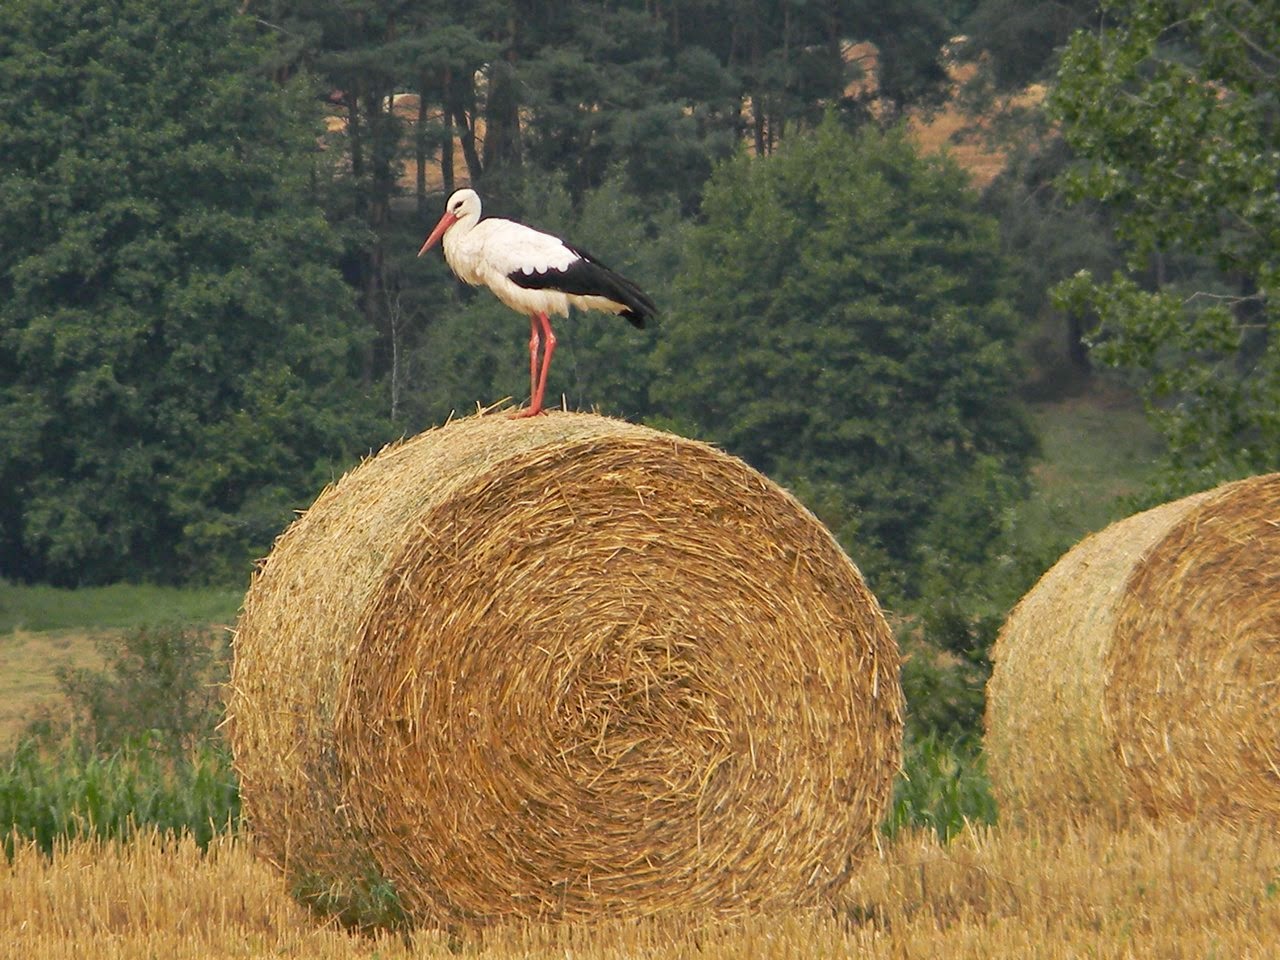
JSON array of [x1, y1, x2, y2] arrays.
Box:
[[5, 821, 1280, 959]]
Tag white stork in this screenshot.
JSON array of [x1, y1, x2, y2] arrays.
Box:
[[418, 188, 657, 418]]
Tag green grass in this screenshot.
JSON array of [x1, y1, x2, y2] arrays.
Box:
[[1018, 390, 1164, 545], [0, 582, 244, 634]]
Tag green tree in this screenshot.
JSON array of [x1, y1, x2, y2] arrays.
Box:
[[520, 6, 740, 212], [655, 116, 1036, 600], [0, 0, 379, 584], [980, 140, 1122, 396], [1051, 0, 1280, 487], [960, 0, 1098, 90]]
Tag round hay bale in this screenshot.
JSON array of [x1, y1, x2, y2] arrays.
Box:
[[227, 411, 902, 928], [985, 473, 1280, 824]]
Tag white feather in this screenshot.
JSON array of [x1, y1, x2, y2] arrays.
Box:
[[439, 190, 628, 319]]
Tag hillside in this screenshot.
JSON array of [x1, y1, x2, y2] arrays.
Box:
[[364, 43, 1044, 201]]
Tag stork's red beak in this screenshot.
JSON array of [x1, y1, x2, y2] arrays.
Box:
[[417, 211, 458, 256]]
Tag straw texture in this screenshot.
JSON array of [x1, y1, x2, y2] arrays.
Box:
[[227, 412, 902, 928], [986, 473, 1280, 824]]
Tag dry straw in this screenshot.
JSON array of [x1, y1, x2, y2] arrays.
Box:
[[227, 411, 902, 929], [986, 472, 1280, 825]]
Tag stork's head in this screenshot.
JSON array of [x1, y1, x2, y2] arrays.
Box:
[[418, 188, 481, 257]]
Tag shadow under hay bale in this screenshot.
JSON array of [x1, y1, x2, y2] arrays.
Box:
[[985, 473, 1280, 826], [227, 412, 902, 929]]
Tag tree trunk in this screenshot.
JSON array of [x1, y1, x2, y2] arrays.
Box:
[[483, 60, 523, 172], [449, 69, 483, 184], [441, 68, 455, 196], [1066, 310, 1091, 373], [416, 74, 429, 219]]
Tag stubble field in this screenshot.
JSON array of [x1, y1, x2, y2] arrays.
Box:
[[4, 818, 1279, 959]]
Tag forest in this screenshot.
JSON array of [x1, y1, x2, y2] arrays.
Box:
[[2, 0, 1279, 760]]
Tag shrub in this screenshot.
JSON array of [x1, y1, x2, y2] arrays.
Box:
[[3, 622, 239, 856], [52, 624, 229, 753]]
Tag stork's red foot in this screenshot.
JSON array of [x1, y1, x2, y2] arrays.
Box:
[[508, 404, 546, 420]]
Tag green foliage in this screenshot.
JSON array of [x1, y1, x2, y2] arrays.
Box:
[[884, 734, 997, 839], [0, 736, 238, 857], [960, 0, 1097, 89], [52, 625, 229, 754], [658, 115, 1036, 601], [0, 0, 380, 584], [979, 142, 1122, 399], [893, 455, 1045, 742], [519, 7, 739, 211], [900, 626, 990, 742], [1050, 0, 1280, 486]]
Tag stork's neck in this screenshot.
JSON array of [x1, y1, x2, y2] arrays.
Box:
[[442, 213, 483, 283]]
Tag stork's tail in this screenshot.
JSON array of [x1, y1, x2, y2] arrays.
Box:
[[609, 272, 658, 329], [557, 243, 657, 329]]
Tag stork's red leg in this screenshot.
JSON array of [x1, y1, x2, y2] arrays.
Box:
[[512, 312, 556, 419], [527, 315, 540, 402], [532, 312, 557, 413]]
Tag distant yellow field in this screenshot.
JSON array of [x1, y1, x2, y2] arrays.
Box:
[[4, 820, 1279, 959], [0, 630, 104, 750]]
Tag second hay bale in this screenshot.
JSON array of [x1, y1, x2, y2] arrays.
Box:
[[986, 473, 1280, 824], [228, 412, 902, 927]]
